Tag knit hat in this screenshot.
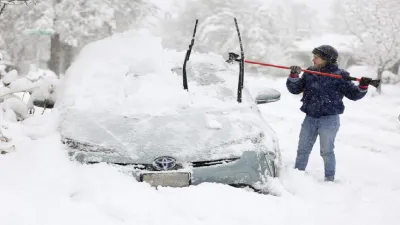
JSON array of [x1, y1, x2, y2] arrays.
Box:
[[312, 45, 338, 63]]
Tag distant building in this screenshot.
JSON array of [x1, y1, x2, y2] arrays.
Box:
[[290, 34, 359, 69]]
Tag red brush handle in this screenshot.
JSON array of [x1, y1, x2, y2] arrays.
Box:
[[244, 60, 361, 81]]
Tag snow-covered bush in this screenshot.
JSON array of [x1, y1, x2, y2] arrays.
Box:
[[2, 69, 18, 85], [0, 67, 61, 121], [27, 76, 60, 114], [1, 95, 30, 121], [0, 69, 31, 122], [0, 64, 62, 153]]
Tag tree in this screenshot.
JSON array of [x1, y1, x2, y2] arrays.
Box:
[[0, 0, 161, 75], [343, 0, 400, 92], [0, 1, 38, 73]]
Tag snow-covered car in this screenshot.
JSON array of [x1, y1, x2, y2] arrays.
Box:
[[56, 31, 282, 193]]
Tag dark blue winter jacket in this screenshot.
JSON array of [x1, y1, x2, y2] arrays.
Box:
[[286, 63, 367, 118]]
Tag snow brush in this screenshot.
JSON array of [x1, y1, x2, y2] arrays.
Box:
[[226, 52, 381, 89]]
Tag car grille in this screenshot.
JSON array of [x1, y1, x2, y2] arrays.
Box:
[[63, 138, 240, 169], [190, 157, 240, 168], [103, 162, 183, 171], [84, 158, 240, 170]]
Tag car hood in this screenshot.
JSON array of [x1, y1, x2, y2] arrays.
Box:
[[59, 106, 272, 163]]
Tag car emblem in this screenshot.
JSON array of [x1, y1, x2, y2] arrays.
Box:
[[152, 156, 177, 171]]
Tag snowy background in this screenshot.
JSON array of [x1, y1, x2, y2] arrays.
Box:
[[1, 0, 400, 224]]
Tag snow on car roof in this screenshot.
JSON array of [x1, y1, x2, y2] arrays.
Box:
[[57, 29, 252, 116]]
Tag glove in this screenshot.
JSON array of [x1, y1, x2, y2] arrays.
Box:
[[359, 77, 372, 89], [289, 66, 302, 78]]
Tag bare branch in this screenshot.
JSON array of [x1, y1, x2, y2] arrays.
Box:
[[0, 4, 6, 15], [0, 0, 35, 16], [0, 0, 36, 15], [0, 0, 33, 5]]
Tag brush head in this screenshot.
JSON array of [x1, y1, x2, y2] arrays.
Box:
[[226, 52, 239, 63]]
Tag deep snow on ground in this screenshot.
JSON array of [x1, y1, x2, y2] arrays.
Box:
[[0, 73, 399, 225], [248, 74, 400, 224]]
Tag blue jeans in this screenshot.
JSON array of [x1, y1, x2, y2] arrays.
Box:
[[294, 115, 340, 179]]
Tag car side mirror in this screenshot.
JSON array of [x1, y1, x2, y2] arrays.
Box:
[[255, 88, 281, 104]]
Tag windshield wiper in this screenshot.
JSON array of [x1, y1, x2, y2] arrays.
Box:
[[183, 19, 199, 91], [233, 18, 245, 103]]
